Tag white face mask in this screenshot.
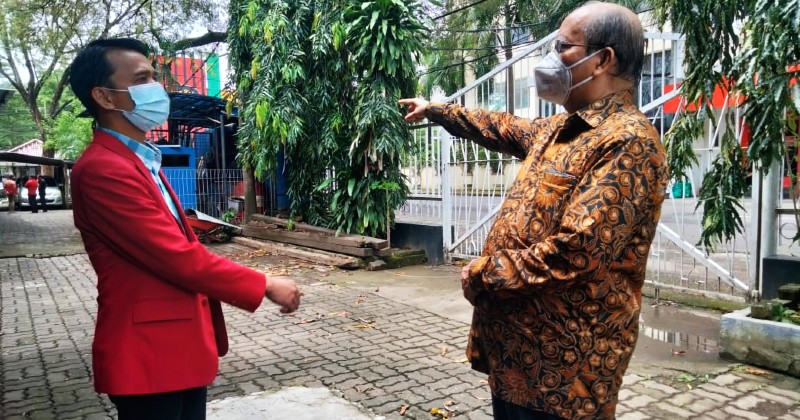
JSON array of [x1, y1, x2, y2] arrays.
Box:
[[534, 49, 603, 105]]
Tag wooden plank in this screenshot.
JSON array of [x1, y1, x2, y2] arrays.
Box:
[[245, 225, 376, 250], [248, 215, 389, 249], [243, 226, 373, 257], [231, 237, 361, 269]]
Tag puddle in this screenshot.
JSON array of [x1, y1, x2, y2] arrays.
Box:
[[639, 322, 719, 353], [632, 298, 726, 366]]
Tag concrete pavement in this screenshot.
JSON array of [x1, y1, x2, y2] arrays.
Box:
[[1, 210, 799, 419]]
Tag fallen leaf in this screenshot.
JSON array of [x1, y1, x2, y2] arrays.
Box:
[[296, 318, 318, 324], [375, 287, 380, 292], [454, 358, 469, 364], [353, 323, 374, 329], [441, 347, 448, 356], [672, 350, 686, 356], [399, 404, 410, 415], [744, 367, 771, 376], [443, 400, 457, 412], [430, 407, 448, 419]]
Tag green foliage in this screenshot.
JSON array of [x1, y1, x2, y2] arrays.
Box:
[[220, 208, 238, 238], [771, 303, 800, 325], [695, 127, 749, 248], [0, 0, 222, 149], [230, 0, 424, 237], [421, 0, 649, 97], [45, 106, 92, 160], [674, 372, 710, 390], [221, 208, 237, 223], [0, 90, 39, 149], [656, 0, 800, 248]]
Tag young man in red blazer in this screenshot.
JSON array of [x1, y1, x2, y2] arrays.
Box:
[[68, 38, 301, 419]]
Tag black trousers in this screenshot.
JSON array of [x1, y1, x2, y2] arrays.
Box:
[[109, 387, 207, 420], [38, 194, 47, 211], [28, 195, 37, 213], [492, 395, 562, 420]]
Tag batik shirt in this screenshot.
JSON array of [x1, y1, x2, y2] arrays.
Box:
[[425, 90, 668, 419]]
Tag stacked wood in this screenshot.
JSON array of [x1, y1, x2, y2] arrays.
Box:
[[231, 236, 361, 269], [243, 215, 389, 258]]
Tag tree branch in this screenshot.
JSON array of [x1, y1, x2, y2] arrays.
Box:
[[48, 67, 72, 119], [169, 31, 227, 52], [52, 97, 74, 117], [0, 19, 25, 95]]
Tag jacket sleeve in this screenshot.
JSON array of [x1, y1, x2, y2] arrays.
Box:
[[76, 162, 266, 312], [424, 103, 548, 159], [466, 134, 668, 295]]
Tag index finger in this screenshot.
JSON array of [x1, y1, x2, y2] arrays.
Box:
[[398, 98, 415, 106]]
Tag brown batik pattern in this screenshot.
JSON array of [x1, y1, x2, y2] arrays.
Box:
[[425, 90, 669, 419]]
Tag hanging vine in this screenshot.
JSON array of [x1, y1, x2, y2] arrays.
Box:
[[229, 0, 425, 236], [656, 0, 800, 248]]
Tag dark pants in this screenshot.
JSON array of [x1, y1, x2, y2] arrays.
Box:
[[492, 395, 562, 420], [38, 194, 47, 211], [109, 387, 207, 420], [28, 195, 37, 213]]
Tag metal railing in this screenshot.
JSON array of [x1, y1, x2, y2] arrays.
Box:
[[161, 168, 273, 220]]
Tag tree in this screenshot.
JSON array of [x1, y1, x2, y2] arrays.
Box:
[[655, 0, 800, 246], [421, 0, 649, 98], [45, 106, 92, 160], [229, 0, 426, 237], [0, 0, 222, 153], [0, 89, 39, 149]]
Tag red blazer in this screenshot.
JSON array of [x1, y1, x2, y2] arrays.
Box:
[[71, 130, 266, 395]]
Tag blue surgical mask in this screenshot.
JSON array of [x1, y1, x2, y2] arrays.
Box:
[[105, 82, 170, 132], [534, 50, 603, 105]]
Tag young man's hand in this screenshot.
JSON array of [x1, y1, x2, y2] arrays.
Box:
[[398, 98, 430, 123], [265, 276, 301, 313]]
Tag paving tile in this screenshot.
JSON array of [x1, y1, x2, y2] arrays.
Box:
[[2, 211, 800, 420]]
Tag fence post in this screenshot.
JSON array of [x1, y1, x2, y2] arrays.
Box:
[[440, 125, 452, 262], [755, 160, 781, 300]]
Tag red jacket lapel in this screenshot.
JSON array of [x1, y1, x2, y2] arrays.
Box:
[[93, 131, 187, 235]]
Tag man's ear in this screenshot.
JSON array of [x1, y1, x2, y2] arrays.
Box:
[[593, 47, 617, 77], [91, 87, 116, 111]]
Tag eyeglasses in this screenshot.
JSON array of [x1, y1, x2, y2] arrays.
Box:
[[550, 39, 603, 54]]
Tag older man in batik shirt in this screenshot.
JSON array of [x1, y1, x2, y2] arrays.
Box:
[[400, 3, 668, 419]]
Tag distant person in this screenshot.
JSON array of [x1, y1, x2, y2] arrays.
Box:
[[23, 175, 39, 213], [3, 174, 17, 213], [37, 175, 48, 212], [68, 37, 301, 419], [400, 2, 668, 419]]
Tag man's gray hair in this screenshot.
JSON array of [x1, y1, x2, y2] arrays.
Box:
[[583, 9, 645, 84]]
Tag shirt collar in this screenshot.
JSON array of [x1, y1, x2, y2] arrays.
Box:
[[98, 128, 162, 173], [573, 89, 636, 129]]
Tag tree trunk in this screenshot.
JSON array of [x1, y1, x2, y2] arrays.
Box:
[[27, 100, 55, 159], [243, 165, 257, 223]]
